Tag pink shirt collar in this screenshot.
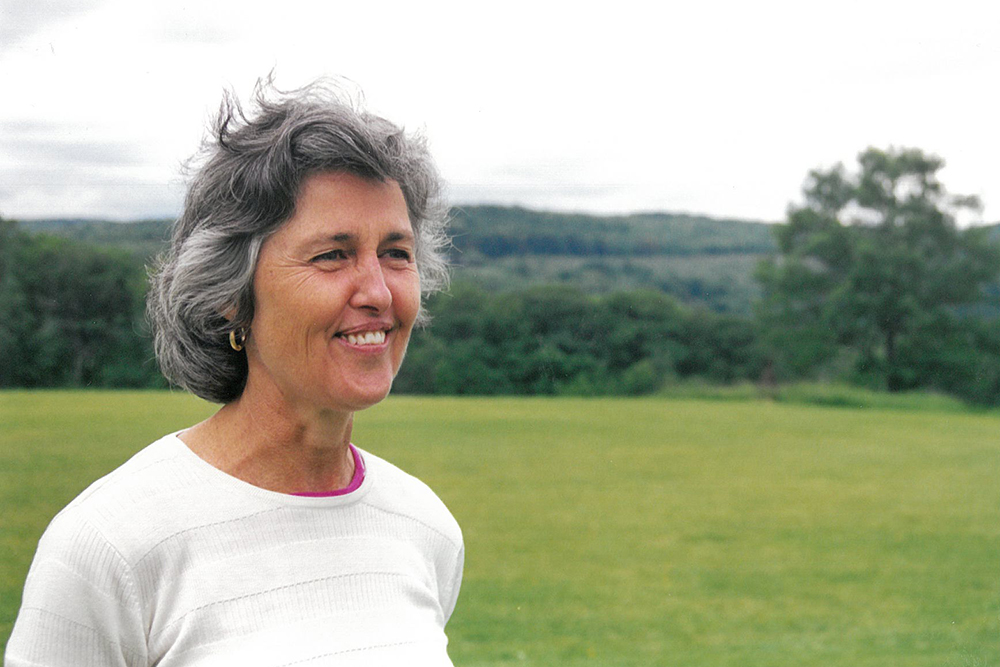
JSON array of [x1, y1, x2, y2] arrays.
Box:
[[291, 444, 365, 497]]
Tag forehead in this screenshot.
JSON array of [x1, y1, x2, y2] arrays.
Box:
[[281, 171, 411, 240]]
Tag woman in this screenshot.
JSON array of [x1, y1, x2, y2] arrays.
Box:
[[6, 78, 463, 666]]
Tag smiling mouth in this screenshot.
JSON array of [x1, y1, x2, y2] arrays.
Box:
[[336, 330, 388, 346]]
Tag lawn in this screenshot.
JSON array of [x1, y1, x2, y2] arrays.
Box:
[[2, 390, 998, 666]]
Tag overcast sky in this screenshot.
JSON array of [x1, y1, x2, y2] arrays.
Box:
[[2, 0, 998, 223]]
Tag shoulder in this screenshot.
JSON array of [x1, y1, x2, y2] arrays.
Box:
[[43, 434, 209, 561], [359, 449, 463, 551], [61, 433, 191, 506], [5, 439, 190, 666]]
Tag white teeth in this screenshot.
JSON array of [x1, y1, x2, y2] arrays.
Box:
[[344, 331, 385, 346]]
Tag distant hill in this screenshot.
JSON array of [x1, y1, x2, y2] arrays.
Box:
[[449, 205, 775, 257], [19, 206, 778, 314], [447, 206, 775, 313], [20, 218, 174, 261]]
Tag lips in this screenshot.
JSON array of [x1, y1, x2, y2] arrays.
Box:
[[334, 322, 393, 347], [340, 330, 387, 346]]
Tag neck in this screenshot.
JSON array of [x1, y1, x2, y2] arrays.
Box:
[[180, 380, 357, 495]]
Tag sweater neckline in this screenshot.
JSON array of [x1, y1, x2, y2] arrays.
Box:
[[165, 432, 374, 507], [292, 443, 366, 497]]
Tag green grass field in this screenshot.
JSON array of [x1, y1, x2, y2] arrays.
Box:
[[2, 390, 998, 666]]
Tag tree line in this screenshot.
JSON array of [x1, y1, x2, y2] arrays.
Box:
[[0, 220, 165, 388], [393, 283, 763, 396], [3, 147, 1000, 404], [447, 206, 775, 258]]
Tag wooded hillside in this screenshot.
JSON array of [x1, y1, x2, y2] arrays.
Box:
[[21, 206, 775, 315], [7, 163, 1000, 406]]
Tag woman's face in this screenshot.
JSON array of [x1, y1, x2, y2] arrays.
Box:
[[244, 171, 420, 415]]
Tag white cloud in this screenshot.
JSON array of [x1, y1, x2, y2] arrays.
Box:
[[1, 0, 998, 222]]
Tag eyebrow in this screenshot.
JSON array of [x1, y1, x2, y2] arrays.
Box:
[[382, 231, 415, 244], [323, 230, 414, 244]]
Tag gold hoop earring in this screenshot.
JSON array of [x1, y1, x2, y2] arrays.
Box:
[[229, 329, 247, 352]]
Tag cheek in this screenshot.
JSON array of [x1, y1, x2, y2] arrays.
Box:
[[393, 273, 422, 325], [251, 278, 328, 347]]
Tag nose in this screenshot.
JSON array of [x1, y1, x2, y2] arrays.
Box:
[[348, 253, 392, 313]]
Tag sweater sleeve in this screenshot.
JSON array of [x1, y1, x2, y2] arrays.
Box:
[[440, 544, 464, 624], [5, 515, 148, 667]]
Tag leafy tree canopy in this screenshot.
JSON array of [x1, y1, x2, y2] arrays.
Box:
[[757, 147, 1000, 393]]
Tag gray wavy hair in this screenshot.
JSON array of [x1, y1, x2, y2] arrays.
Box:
[[147, 77, 450, 404]]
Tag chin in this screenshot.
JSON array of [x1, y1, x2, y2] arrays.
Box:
[[334, 380, 395, 412]]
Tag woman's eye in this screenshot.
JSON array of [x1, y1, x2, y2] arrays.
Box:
[[313, 249, 347, 262], [383, 248, 413, 261]]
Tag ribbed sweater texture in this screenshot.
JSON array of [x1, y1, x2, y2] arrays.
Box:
[[6, 434, 464, 666]]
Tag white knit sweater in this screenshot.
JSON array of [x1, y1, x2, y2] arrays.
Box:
[[6, 434, 464, 666]]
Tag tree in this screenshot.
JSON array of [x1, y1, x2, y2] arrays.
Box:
[[757, 147, 1000, 392], [0, 219, 34, 385], [0, 221, 163, 389]]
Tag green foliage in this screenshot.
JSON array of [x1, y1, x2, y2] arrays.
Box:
[[0, 218, 163, 389], [9, 211, 774, 395], [18, 218, 172, 261], [449, 205, 775, 257], [448, 206, 775, 314], [758, 147, 1000, 397], [11, 173, 1000, 406], [394, 282, 766, 396]]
